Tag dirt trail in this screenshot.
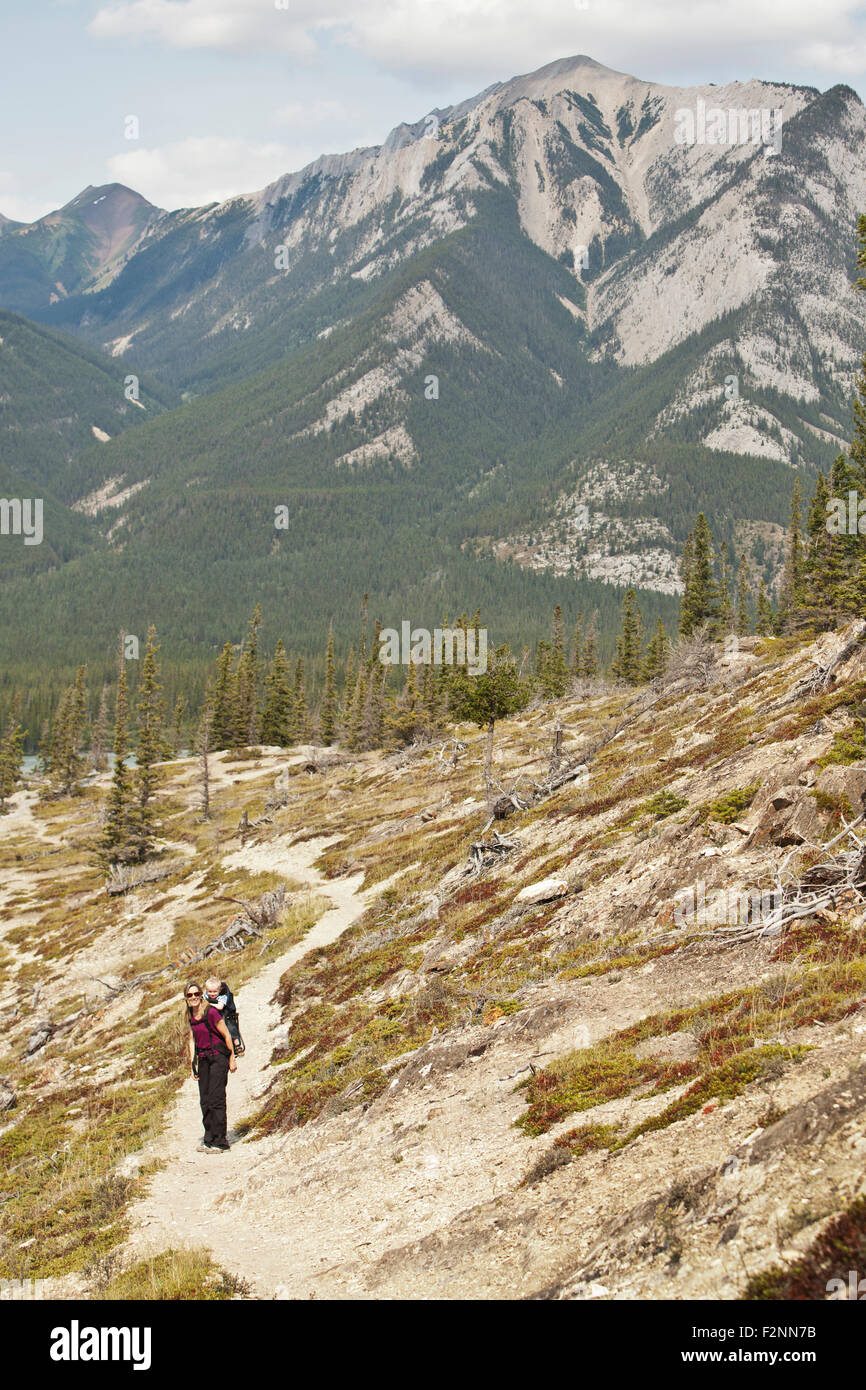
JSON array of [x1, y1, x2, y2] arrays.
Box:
[[122, 836, 369, 1289]]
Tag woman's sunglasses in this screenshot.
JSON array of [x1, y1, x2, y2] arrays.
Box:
[[186, 991, 200, 999]]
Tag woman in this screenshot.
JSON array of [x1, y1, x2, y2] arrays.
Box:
[[185, 981, 237, 1152]]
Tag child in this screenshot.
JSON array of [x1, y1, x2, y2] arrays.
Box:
[[203, 976, 245, 1055]]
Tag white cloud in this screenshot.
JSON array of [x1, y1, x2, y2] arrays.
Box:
[[0, 173, 49, 225], [89, 0, 866, 87], [89, 0, 330, 57], [106, 137, 305, 209], [274, 99, 362, 126]]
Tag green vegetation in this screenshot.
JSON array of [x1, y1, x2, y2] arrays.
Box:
[[816, 726, 866, 767], [91, 1248, 251, 1300], [742, 1195, 866, 1300], [698, 784, 760, 824], [638, 790, 688, 819]]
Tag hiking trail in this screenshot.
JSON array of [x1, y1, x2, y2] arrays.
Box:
[[122, 835, 369, 1293]]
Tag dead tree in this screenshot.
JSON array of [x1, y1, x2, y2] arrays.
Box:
[[197, 700, 214, 822], [548, 718, 564, 777]]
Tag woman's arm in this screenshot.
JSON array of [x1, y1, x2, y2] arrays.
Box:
[[189, 1031, 196, 1077], [215, 1014, 237, 1070]]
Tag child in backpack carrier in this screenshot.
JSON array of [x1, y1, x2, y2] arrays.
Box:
[[204, 976, 245, 1055]]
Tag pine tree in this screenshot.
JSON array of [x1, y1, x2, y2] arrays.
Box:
[[756, 580, 774, 636], [320, 622, 337, 745], [420, 664, 441, 735], [544, 605, 569, 697], [0, 699, 24, 813], [735, 553, 752, 636], [292, 659, 310, 744], [340, 646, 356, 738], [132, 625, 163, 858], [826, 452, 860, 611], [535, 639, 551, 696], [360, 593, 369, 670], [90, 684, 110, 772], [804, 469, 833, 615], [233, 605, 261, 745], [448, 645, 530, 800], [716, 541, 734, 636], [778, 479, 806, 629], [690, 513, 718, 636], [102, 657, 132, 865], [679, 515, 719, 637], [678, 531, 695, 636], [261, 640, 294, 746], [571, 613, 584, 674], [642, 619, 669, 682], [611, 588, 644, 685], [386, 658, 422, 747], [360, 664, 385, 750], [170, 694, 187, 757], [212, 641, 237, 749], [49, 666, 88, 796], [580, 612, 599, 679], [345, 668, 366, 750]]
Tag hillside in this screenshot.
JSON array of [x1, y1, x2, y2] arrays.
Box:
[[0, 310, 178, 584], [4, 623, 866, 1298]]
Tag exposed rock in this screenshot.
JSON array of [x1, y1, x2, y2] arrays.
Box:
[[515, 877, 569, 905], [748, 786, 827, 847], [780, 797, 827, 845], [815, 764, 866, 807], [769, 786, 798, 811], [23, 1020, 54, 1056]]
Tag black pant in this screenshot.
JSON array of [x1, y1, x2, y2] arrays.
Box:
[[197, 1051, 229, 1147]]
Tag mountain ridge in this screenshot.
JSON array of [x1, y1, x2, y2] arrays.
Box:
[[1, 52, 865, 708]]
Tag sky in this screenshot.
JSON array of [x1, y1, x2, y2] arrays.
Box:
[[1, 0, 865, 223]]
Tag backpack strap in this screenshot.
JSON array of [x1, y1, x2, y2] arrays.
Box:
[[191, 1006, 230, 1055]]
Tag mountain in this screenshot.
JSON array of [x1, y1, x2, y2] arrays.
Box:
[[21, 58, 866, 407], [0, 308, 177, 570], [1, 55, 865, 701], [0, 183, 160, 318]]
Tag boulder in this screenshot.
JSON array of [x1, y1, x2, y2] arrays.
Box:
[[748, 785, 826, 847], [515, 876, 569, 906], [769, 786, 798, 811], [23, 1020, 54, 1057], [815, 764, 866, 808], [779, 797, 826, 845]]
